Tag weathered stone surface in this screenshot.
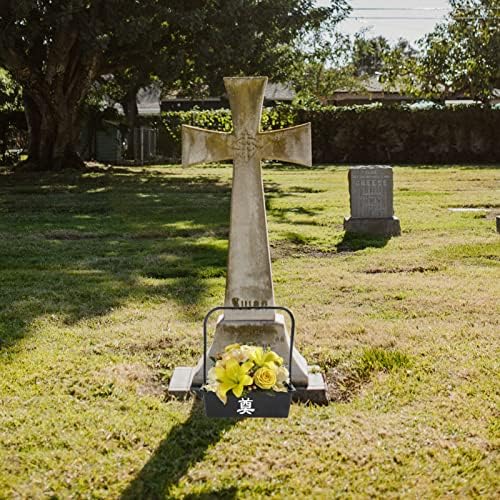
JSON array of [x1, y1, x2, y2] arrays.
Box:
[[344, 165, 401, 236], [293, 372, 328, 405], [169, 76, 318, 395], [349, 165, 393, 218], [191, 314, 310, 388], [183, 77, 311, 322], [343, 216, 401, 236], [168, 367, 194, 398]]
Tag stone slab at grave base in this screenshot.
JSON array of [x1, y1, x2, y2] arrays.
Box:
[[169, 314, 328, 404], [168, 367, 328, 405], [344, 216, 401, 237], [191, 314, 309, 387]]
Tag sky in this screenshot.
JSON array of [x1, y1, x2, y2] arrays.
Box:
[[319, 0, 451, 44]]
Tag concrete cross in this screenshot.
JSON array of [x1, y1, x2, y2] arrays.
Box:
[[182, 77, 311, 320]]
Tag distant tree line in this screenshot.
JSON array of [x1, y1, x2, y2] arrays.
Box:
[[294, 0, 499, 105], [0, 0, 348, 170]]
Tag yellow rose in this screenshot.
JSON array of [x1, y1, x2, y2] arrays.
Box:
[[254, 367, 277, 390]]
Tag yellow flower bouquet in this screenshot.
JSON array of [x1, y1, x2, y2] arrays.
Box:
[[203, 343, 290, 405]]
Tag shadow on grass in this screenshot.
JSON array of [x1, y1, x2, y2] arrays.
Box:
[[183, 488, 238, 500], [120, 400, 237, 500], [336, 231, 391, 252], [0, 165, 232, 350]]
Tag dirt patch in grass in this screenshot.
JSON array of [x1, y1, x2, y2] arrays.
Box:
[[325, 347, 412, 403], [363, 265, 441, 274], [270, 240, 338, 260], [288, 185, 326, 194], [124, 337, 175, 354], [448, 203, 500, 209], [326, 366, 366, 402], [101, 363, 166, 397]]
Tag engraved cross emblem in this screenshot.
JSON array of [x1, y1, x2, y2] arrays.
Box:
[[182, 77, 312, 321], [234, 131, 258, 161]]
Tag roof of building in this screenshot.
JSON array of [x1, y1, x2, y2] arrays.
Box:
[[162, 82, 295, 102], [334, 76, 403, 95]]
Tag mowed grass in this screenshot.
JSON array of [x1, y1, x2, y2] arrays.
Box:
[[0, 163, 499, 498]]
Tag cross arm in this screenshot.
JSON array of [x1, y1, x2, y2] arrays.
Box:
[[259, 123, 312, 167], [182, 125, 234, 166]]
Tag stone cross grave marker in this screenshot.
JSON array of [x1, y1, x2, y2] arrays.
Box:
[[169, 77, 326, 401], [344, 165, 401, 236], [182, 76, 311, 320]]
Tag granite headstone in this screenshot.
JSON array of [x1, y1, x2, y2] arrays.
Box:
[[344, 166, 401, 236]]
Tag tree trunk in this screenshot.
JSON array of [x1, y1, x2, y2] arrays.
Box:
[[8, 24, 101, 171], [122, 88, 139, 160], [23, 90, 85, 171]]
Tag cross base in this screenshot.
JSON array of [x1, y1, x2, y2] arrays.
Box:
[[192, 313, 309, 387], [168, 313, 328, 404]]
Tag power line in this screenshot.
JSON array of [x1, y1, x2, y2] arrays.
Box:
[[352, 7, 451, 11], [351, 7, 500, 10], [351, 17, 445, 20], [348, 16, 496, 20]]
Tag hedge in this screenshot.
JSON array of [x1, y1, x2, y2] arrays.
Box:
[[157, 106, 296, 161], [158, 104, 500, 164]]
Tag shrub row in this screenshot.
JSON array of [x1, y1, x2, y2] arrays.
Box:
[[297, 105, 500, 164], [157, 107, 295, 161], [158, 104, 500, 164]]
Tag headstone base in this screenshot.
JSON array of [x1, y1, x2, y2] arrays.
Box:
[[168, 367, 328, 404], [344, 216, 401, 237], [169, 313, 328, 404], [191, 313, 310, 387]]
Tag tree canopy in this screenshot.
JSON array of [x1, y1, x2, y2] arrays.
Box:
[[0, 0, 348, 170], [290, 32, 404, 106], [383, 0, 500, 102], [0, 68, 23, 159], [351, 33, 391, 77]]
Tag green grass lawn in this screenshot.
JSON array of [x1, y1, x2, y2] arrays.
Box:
[[0, 163, 499, 498]]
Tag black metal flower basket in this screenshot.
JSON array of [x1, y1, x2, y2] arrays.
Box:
[[201, 306, 296, 419]]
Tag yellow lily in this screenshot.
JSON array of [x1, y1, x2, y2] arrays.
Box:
[[248, 347, 283, 369], [214, 358, 254, 404], [224, 343, 241, 352]]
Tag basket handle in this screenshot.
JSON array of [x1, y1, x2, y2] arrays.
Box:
[[202, 306, 296, 387]]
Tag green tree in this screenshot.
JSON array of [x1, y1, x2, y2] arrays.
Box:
[[351, 33, 390, 76], [0, 68, 23, 159], [0, 0, 347, 170], [106, 0, 350, 158], [384, 0, 500, 102], [290, 31, 403, 106], [290, 32, 363, 106], [0, 1, 170, 170]]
